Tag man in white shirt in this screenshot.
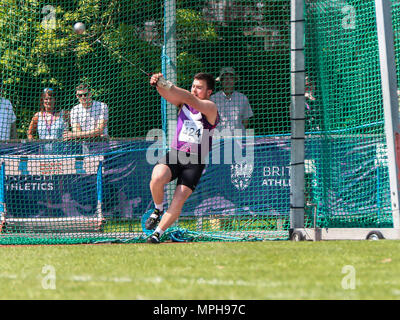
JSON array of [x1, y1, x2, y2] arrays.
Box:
[[0, 89, 17, 140], [210, 67, 253, 135], [63, 84, 109, 141]]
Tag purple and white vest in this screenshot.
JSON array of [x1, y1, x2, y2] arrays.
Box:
[[171, 104, 219, 157]]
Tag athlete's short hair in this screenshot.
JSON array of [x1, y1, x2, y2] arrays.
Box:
[[193, 73, 215, 92]]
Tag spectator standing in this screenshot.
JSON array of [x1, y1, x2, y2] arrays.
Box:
[[63, 84, 108, 141], [0, 83, 17, 140], [210, 67, 253, 135], [27, 88, 68, 140]]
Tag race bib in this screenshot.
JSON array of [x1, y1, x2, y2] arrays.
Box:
[[179, 119, 203, 144]]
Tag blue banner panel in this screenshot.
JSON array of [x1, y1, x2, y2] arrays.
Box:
[[0, 138, 291, 219], [6, 174, 97, 217], [184, 137, 291, 218]]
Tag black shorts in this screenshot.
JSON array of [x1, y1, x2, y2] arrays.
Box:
[[157, 150, 205, 191]]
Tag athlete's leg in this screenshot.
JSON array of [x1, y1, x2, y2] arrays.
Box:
[[149, 163, 172, 205], [157, 184, 193, 231], [145, 163, 174, 230], [147, 157, 204, 243], [157, 161, 204, 231]]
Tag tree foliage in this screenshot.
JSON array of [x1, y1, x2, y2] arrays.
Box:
[[0, 0, 290, 138]]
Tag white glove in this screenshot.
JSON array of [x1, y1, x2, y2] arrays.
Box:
[[157, 76, 173, 90]]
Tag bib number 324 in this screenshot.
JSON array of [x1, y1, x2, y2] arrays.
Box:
[[179, 120, 203, 144]]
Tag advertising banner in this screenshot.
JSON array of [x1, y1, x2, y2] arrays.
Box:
[[0, 138, 291, 219]]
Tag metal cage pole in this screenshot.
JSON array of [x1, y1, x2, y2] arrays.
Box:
[[96, 161, 103, 220], [290, 0, 306, 238], [292, 0, 400, 241], [163, 0, 177, 208], [163, 0, 177, 148], [375, 0, 400, 230]]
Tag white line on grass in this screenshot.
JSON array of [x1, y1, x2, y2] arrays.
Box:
[[0, 273, 18, 280], [66, 275, 276, 288], [0, 273, 279, 288]]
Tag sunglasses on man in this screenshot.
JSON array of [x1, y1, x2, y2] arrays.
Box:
[[76, 92, 90, 98]]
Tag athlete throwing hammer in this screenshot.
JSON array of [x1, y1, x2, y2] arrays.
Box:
[[145, 72, 219, 243]]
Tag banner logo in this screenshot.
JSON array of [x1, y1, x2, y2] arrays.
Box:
[[231, 160, 253, 191]]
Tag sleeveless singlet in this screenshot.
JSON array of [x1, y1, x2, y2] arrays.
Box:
[[171, 104, 219, 157]]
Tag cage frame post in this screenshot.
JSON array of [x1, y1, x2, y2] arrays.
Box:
[[289, 0, 306, 233], [163, 0, 177, 209], [0, 162, 5, 231], [96, 160, 103, 220], [375, 0, 400, 229], [291, 0, 400, 241]]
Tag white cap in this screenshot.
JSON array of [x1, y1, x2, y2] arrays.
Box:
[[216, 67, 239, 82]]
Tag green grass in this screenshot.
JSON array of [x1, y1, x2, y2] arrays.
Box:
[[0, 240, 399, 299]]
